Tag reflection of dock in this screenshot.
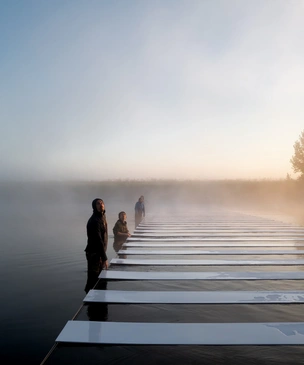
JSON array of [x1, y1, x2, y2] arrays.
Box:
[[41, 211, 304, 364]]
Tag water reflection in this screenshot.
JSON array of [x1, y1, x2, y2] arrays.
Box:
[[86, 280, 108, 321], [86, 302, 108, 321]]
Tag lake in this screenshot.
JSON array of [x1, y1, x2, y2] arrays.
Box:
[[1, 181, 304, 364]]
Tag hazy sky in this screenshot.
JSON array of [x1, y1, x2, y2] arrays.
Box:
[[1, 0, 304, 181]]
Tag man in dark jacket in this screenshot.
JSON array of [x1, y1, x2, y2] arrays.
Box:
[[135, 195, 145, 227], [84, 198, 108, 293], [113, 211, 131, 254]]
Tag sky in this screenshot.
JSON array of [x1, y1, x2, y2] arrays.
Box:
[[1, 0, 304, 181]]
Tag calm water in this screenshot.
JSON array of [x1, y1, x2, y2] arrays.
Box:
[[1, 189, 304, 365], [0, 193, 132, 365]]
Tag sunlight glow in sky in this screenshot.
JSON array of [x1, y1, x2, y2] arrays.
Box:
[[1, 0, 304, 181]]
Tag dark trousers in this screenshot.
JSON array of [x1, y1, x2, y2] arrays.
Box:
[[84, 252, 102, 294], [113, 241, 127, 259]]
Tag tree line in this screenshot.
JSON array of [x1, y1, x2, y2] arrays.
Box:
[[291, 130, 304, 180]]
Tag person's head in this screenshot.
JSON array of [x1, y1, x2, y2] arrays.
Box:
[[92, 198, 105, 213], [118, 211, 127, 222], [139, 195, 144, 202]]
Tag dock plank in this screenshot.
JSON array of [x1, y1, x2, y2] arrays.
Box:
[[84, 289, 304, 304], [99, 270, 304, 281], [110, 258, 304, 266], [56, 321, 304, 345]]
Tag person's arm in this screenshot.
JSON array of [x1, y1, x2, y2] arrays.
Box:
[[143, 203, 145, 217], [117, 231, 130, 236], [102, 260, 108, 269]]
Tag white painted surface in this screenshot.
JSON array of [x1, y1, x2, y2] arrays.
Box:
[[136, 225, 298, 229], [134, 229, 304, 234], [139, 219, 268, 222], [56, 321, 304, 345], [117, 249, 304, 255], [132, 233, 304, 237], [84, 289, 304, 304], [136, 221, 296, 229], [99, 270, 304, 281], [110, 258, 304, 266], [123, 242, 304, 247], [127, 237, 304, 242]]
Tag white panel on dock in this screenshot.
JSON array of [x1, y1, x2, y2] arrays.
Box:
[[139, 219, 294, 222], [140, 219, 261, 221], [127, 237, 304, 242], [110, 258, 304, 266], [138, 223, 295, 225], [99, 270, 304, 281], [56, 321, 304, 345], [132, 233, 304, 237], [84, 289, 304, 304], [117, 249, 304, 255], [123, 242, 304, 247], [134, 229, 304, 234], [137, 226, 297, 229], [139, 220, 286, 224], [136, 224, 298, 228]]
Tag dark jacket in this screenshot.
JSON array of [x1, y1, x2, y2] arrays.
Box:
[[85, 210, 108, 262], [135, 201, 145, 217], [113, 219, 129, 253], [113, 220, 129, 244]]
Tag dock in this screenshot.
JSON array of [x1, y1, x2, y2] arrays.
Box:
[[41, 210, 304, 364]]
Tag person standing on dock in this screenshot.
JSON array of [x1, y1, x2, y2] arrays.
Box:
[[135, 195, 145, 227], [84, 198, 108, 293], [113, 211, 131, 255]]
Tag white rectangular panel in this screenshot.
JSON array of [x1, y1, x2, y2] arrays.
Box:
[[132, 233, 304, 237], [139, 220, 287, 224], [110, 258, 304, 266], [56, 321, 304, 345], [99, 270, 304, 281], [84, 289, 304, 304], [141, 223, 283, 225], [135, 225, 302, 228], [123, 242, 304, 247], [134, 229, 304, 234], [138, 224, 294, 227], [117, 249, 304, 255], [127, 237, 304, 242]]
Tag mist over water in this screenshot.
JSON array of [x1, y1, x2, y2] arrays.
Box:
[[2, 1, 304, 362], [1, 180, 304, 364]]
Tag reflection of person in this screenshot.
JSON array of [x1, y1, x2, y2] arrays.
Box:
[[113, 211, 131, 254], [135, 195, 145, 227], [87, 302, 108, 322], [86, 280, 108, 321], [84, 198, 108, 294]]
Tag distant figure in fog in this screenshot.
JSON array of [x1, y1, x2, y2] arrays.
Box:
[[84, 198, 108, 294], [113, 211, 131, 255], [135, 195, 145, 227]]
